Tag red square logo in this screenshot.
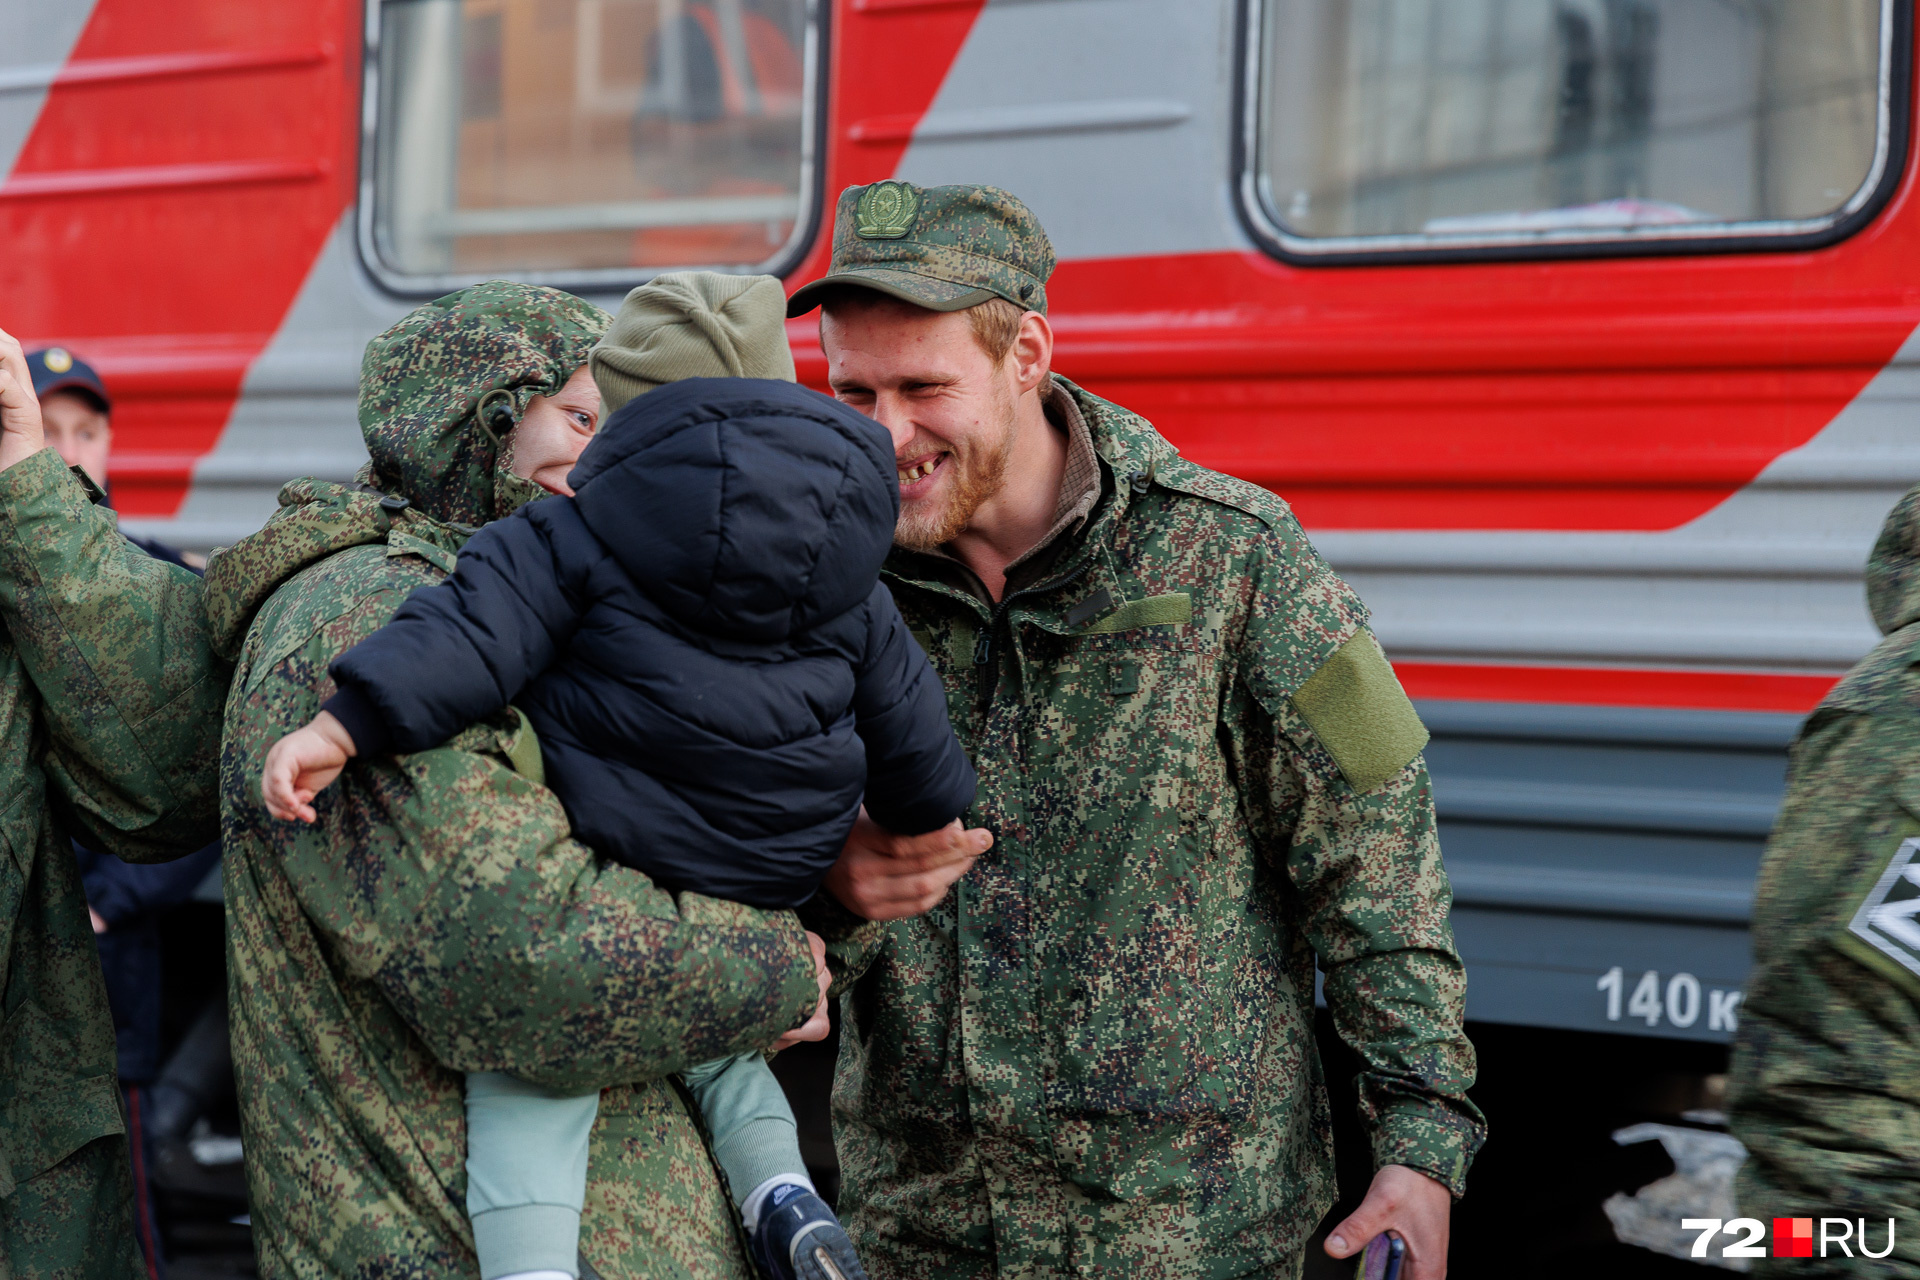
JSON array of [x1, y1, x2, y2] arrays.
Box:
[[1774, 1218, 1814, 1258]]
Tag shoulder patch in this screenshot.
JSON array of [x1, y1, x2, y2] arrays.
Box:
[[1835, 829, 1920, 1001], [1291, 630, 1429, 793], [1151, 457, 1293, 531]]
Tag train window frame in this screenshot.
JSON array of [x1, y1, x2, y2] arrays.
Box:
[[356, 0, 831, 298], [1232, 0, 1914, 266]]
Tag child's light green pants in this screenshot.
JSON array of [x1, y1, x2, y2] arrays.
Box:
[[465, 1053, 805, 1280]]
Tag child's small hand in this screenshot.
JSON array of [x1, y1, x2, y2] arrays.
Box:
[[260, 711, 358, 824]]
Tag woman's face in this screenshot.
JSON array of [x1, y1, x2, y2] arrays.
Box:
[[507, 364, 600, 495]]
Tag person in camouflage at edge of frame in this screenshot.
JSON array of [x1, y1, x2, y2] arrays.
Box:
[[788, 183, 1486, 1279], [0, 327, 229, 1279], [0, 284, 834, 1280], [1728, 484, 1920, 1277]]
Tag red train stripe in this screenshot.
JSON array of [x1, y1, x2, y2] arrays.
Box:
[[780, 0, 989, 290], [0, 0, 358, 517], [1396, 661, 1837, 714]]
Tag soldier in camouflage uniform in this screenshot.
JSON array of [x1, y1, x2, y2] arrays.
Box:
[[789, 184, 1485, 1278], [1728, 484, 1920, 1277], [0, 327, 228, 1280], [0, 286, 834, 1280]]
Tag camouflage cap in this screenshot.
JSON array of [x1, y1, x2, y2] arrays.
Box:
[[786, 182, 1055, 317]]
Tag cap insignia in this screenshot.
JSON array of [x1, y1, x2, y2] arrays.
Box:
[[854, 181, 919, 240], [42, 348, 72, 374]]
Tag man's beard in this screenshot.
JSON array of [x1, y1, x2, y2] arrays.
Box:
[[895, 380, 1019, 553]]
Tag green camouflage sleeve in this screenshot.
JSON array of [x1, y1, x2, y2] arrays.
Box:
[[228, 583, 823, 1093], [797, 886, 890, 997], [0, 447, 227, 860], [1728, 679, 1920, 1241], [1230, 544, 1485, 1196]]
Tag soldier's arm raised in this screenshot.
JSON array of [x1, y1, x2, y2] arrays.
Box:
[[231, 609, 823, 1093], [0, 332, 227, 859]]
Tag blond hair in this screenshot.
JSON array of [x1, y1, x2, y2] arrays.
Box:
[[965, 296, 1026, 363]]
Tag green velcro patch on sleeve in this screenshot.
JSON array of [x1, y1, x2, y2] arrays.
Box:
[[1082, 592, 1192, 634], [1290, 630, 1429, 793]]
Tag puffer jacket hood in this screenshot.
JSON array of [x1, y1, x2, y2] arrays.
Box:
[[1867, 483, 1920, 636], [568, 377, 899, 645], [358, 280, 609, 527], [204, 284, 607, 658]]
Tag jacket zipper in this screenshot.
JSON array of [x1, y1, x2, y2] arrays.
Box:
[[973, 560, 1094, 713]]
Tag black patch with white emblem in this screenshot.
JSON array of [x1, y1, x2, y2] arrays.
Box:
[[1841, 836, 1920, 995]]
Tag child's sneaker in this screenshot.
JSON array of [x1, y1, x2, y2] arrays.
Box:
[[749, 1184, 869, 1280]]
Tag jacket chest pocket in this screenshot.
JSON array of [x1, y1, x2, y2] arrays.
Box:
[[1015, 628, 1250, 1119], [1016, 622, 1209, 793]]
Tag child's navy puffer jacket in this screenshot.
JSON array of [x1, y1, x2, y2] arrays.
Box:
[[325, 377, 975, 908]]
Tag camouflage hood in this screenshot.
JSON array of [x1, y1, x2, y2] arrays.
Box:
[[1867, 483, 1920, 636], [203, 283, 608, 658], [358, 280, 609, 526]]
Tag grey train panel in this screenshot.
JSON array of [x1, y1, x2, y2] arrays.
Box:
[[0, 0, 97, 180], [1419, 699, 1798, 1042], [1455, 909, 1752, 1043]]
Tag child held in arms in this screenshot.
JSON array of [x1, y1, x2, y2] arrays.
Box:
[[261, 273, 977, 1280]]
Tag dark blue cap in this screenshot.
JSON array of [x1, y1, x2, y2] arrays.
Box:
[[26, 347, 110, 414]]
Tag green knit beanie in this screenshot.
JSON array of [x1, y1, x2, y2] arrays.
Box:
[[590, 272, 797, 414]]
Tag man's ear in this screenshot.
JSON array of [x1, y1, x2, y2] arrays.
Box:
[[1012, 310, 1053, 396]]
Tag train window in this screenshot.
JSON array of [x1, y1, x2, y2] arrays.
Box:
[[1242, 0, 1903, 260], [362, 0, 820, 292]]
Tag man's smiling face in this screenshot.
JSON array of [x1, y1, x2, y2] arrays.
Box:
[[821, 294, 1019, 552]]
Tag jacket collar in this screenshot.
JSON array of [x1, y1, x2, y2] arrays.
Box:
[[202, 474, 476, 661], [882, 376, 1177, 616]]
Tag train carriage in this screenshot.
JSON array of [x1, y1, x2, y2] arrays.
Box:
[[6, 0, 1918, 1064]]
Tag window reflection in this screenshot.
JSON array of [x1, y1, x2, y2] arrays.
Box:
[[371, 0, 814, 281], [1256, 0, 1887, 245]]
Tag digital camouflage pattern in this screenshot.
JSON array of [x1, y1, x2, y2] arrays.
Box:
[[1728, 483, 1920, 1277], [205, 284, 824, 1279], [0, 618, 139, 1278], [0, 1139, 140, 1280], [785, 182, 1055, 317], [0, 445, 229, 1280], [0, 285, 825, 1280], [806, 379, 1485, 1279], [207, 477, 813, 1280], [358, 279, 610, 527]]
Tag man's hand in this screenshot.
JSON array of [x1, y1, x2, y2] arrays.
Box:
[[823, 811, 990, 921], [0, 328, 45, 473], [1324, 1164, 1453, 1280], [260, 711, 358, 823], [772, 930, 833, 1051]]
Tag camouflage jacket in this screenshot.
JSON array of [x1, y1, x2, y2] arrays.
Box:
[[206, 477, 820, 1279], [0, 448, 226, 1280], [811, 381, 1484, 1279], [1728, 484, 1920, 1270]]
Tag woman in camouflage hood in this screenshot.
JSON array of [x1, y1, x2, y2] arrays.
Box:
[[359, 279, 609, 525], [204, 281, 609, 653]]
